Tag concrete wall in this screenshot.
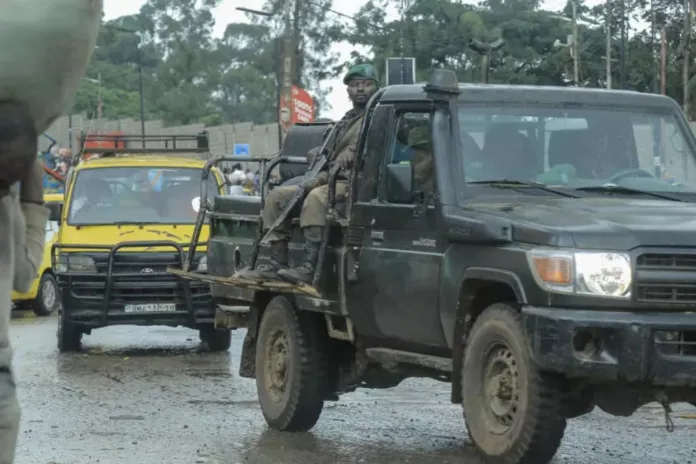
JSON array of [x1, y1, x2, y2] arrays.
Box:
[[42, 113, 282, 161]]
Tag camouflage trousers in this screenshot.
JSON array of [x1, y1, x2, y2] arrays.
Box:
[[262, 181, 347, 242], [0, 367, 18, 464], [0, 284, 18, 464]]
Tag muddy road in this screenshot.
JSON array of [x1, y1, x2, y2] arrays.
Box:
[[8, 313, 696, 464]]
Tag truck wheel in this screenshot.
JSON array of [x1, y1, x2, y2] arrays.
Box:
[[255, 295, 328, 432], [199, 325, 232, 352], [462, 303, 566, 464], [57, 310, 81, 352], [33, 273, 60, 317]]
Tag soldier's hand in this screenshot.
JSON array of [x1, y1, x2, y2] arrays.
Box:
[[336, 147, 355, 170], [20, 158, 45, 205], [307, 146, 322, 165]]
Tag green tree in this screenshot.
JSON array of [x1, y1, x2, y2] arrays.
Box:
[[139, 0, 221, 124], [213, 22, 278, 123]]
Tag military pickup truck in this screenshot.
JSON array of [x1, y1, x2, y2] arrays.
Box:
[[173, 69, 696, 464]]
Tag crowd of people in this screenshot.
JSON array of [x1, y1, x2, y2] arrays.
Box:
[[223, 163, 260, 196], [43, 145, 73, 177]]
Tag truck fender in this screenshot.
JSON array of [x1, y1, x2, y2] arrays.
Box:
[[450, 267, 526, 404]]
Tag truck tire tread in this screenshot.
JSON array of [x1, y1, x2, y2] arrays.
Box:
[[463, 303, 566, 464], [256, 295, 329, 432]]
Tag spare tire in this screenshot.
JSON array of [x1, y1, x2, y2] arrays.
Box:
[[278, 122, 333, 181]]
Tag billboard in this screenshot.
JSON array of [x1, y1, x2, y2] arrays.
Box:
[[279, 85, 315, 136]]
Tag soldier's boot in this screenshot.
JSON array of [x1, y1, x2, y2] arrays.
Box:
[[278, 226, 322, 285], [235, 239, 289, 281]]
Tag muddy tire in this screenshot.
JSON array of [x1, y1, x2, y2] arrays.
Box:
[[57, 310, 81, 352], [33, 273, 60, 317], [462, 303, 566, 464], [255, 295, 329, 432], [199, 325, 232, 352]]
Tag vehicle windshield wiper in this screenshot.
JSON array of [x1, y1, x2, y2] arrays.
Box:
[[467, 179, 580, 198], [574, 184, 687, 202]]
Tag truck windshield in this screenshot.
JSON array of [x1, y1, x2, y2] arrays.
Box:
[[67, 167, 219, 225], [458, 105, 696, 193]]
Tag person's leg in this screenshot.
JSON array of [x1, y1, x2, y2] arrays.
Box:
[[0, 276, 19, 464], [235, 185, 297, 280], [278, 182, 347, 284], [0, 367, 19, 464]]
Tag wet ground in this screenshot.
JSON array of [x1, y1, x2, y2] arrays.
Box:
[[8, 312, 696, 464]]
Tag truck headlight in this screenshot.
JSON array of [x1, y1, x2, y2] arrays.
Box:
[[196, 255, 207, 272], [55, 254, 97, 273], [526, 248, 631, 298]]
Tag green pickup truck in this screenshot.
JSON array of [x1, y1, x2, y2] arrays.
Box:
[[175, 69, 696, 464]]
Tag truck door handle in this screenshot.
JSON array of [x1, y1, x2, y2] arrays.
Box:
[[371, 230, 384, 242]]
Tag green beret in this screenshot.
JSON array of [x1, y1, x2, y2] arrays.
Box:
[[343, 63, 379, 84]]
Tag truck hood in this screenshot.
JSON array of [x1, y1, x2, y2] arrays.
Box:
[[58, 224, 205, 251], [464, 196, 696, 250]]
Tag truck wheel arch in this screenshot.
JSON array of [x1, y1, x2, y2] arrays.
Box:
[[450, 267, 526, 404]]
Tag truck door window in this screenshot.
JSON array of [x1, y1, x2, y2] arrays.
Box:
[[388, 111, 434, 203]]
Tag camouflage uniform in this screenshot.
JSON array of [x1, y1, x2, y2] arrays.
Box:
[[238, 64, 379, 284], [262, 107, 364, 235], [1, 162, 49, 464], [407, 125, 435, 194]]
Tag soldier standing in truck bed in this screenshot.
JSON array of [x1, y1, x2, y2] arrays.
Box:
[[237, 63, 380, 284]]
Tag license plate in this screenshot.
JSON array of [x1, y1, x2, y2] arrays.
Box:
[[124, 303, 176, 313]]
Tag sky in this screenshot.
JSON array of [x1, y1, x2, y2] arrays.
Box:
[[104, 0, 605, 120]]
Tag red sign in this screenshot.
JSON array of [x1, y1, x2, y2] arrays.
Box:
[[279, 85, 315, 134]]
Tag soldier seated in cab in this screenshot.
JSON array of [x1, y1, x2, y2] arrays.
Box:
[[236, 64, 380, 285]]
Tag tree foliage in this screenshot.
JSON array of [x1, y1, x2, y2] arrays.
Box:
[[71, 0, 696, 125], [343, 0, 696, 118]]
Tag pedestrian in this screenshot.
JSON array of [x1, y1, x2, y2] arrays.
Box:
[[57, 147, 71, 176], [0, 105, 50, 464]]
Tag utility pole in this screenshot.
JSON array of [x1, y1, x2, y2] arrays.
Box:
[[606, 0, 612, 89], [468, 38, 505, 83], [280, 0, 295, 143], [571, 0, 579, 85], [619, 0, 626, 88], [684, 0, 691, 116], [651, 0, 659, 93], [137, 44, 145, 146], [661, 26, 667, 95], [96, 73, 103, 123]]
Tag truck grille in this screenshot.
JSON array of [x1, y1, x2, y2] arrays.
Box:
[[654, 330, 696, 356], [635, 253, 696, 304], [70, 252, 211, 310]]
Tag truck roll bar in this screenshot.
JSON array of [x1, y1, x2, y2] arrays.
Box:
[[184, 154, 311, 273]]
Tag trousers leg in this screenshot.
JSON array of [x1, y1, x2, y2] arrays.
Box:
[[261, 185, 299, 242], [0, 369, 19, 464], [298, 181, 347, 228]]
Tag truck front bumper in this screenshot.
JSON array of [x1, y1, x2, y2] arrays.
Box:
[[522, 305, 696, 386]]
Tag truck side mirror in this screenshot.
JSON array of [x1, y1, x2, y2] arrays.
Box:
[[48, 203, 63, 225], [385, 163, 413, 203]]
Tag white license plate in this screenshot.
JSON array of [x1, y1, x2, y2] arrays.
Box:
[[124, 303, 176, 313]]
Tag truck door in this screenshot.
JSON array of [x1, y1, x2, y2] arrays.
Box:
[[346, 107, 447, 350]]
